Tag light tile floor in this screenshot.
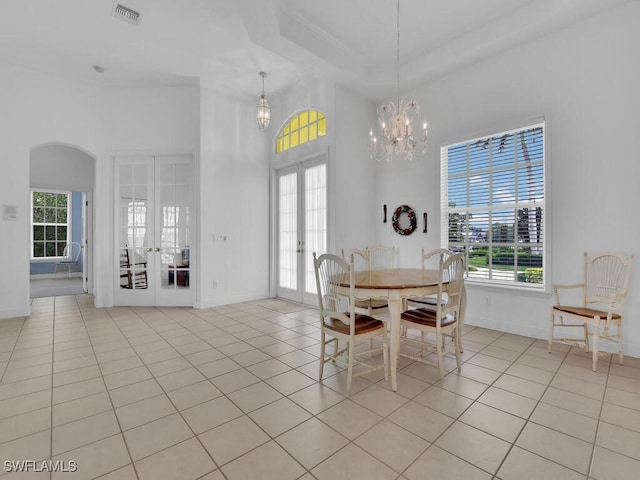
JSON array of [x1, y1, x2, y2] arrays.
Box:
[[1, 295, 640, 479]]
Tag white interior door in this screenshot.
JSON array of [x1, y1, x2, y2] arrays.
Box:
[[277, 158, 327, 305], [114, 154, 193, 306], [82, 191, 91, 294]]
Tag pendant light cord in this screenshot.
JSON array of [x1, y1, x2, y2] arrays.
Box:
[[396, 0, 400, 107], [260, 71, 267, 97]]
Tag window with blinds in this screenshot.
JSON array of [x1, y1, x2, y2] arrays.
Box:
[[441, 122, 545, 287]]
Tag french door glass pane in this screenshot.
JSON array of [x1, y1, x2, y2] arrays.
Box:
[[159, 162, 191, 289], [304, 164, 326, 295], [118, 163, 149, 290], [279, 172, 298, 290]]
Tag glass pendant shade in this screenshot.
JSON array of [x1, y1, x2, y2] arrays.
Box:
[[256, 72, 270, 130], [256, 94, 270, 130]]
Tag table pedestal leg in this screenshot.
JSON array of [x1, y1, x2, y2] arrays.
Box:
[[387, 295, 402, 391]]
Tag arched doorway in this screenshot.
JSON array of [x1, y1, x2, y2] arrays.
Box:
[[29, 144, 96, 297]]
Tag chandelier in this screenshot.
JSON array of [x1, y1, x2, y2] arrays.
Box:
[[369, 0, 428, 162], [256, 71, 271, 130]]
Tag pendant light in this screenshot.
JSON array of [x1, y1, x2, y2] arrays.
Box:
[[256, 71, 271, 130]]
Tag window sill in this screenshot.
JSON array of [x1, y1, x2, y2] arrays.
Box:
[[466, 279, 551, 296], [30, 257, 64, 263]]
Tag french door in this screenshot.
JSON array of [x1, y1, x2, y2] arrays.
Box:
[[114, 154, 193, 306], [277, 158, 327, 305]]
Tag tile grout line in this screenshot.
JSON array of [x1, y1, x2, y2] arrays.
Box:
[[0, 314, 28, 386], [74, 300, 143, 480], [391, 330, 534, 479], [49, 299, 57, 480], [488, 340, 576, 479], [162, 304, 377, 476], [131, 304, 322, 478], [148, 304, 326, 474], [103, 305, 227, 478], [586, 354, 612, 479], [12, 297, 640, 480]]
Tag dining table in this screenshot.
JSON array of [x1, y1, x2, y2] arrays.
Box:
[[340, 268, 465, 391]]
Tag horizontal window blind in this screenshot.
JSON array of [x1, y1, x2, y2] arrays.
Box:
[[441, 122, 545, 287]]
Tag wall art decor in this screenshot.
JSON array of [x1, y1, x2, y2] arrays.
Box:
[[423, 212, 428, 233], [392, 205, 417, 236], [383, 204, 387, 223]]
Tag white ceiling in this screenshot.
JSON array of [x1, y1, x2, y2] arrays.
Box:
[[0, 0, 628, 102]]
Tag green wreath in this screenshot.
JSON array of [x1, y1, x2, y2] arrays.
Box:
[[392, 205, 417, 236]]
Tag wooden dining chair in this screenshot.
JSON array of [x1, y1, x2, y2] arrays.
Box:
[[400, 252, 464, 380], [549, 251, 633, 371], [342, 248, 390, 316], [313, 252, 389, 394], [406, 248, 453, 310], [119, 248, 148, 289], [367, 245, 397, 271]]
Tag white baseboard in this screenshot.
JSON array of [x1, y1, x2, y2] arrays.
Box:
[[466, 315, 640, 359], [0, 307, 30, 320], [30, 273, 82, 280], [197, 291, 271, 309]]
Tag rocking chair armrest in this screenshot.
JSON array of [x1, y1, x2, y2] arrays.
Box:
[[551, 283, 584, 305]]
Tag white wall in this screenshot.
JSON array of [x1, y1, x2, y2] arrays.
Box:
[[334, 85, 377, 253], [0, 61, 280, 314], [0, 64, 104, 318], [269, 79, 377, 254], [100, 85, 200, 307], [375, 1, 640, 355], [31, 145, 95, 191], [0, 62, 203, 316], [266, 79, 377, 300], [198, 87, 271, 307]]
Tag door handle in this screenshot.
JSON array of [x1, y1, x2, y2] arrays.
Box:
[[155, 247, 160, 252], [296, 249, 304, 253], [146, 247, 153, 252]]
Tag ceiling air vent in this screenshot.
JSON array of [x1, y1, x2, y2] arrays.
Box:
[[112, 3, 141, 25]]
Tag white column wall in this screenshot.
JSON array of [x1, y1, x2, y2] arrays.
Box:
[[334, 85, 377, 254], [198, 87, 271, 307], [0, 64, 104, 318], [375, 1, 640, 355]]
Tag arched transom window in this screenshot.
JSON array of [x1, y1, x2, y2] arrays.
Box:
[[276, 110, 326, 153]]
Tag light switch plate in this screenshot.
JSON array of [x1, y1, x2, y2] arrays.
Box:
[[3, 204, 17, 221]]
